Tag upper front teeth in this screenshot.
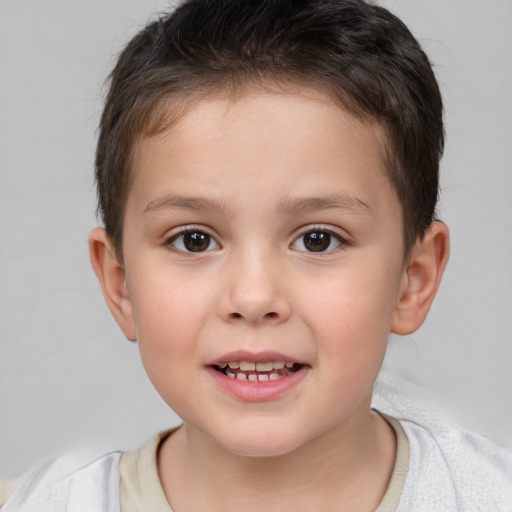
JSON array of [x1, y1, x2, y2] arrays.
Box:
[[224, 361, 291, 371]]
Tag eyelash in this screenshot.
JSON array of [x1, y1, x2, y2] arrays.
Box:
[[165, 225, 347, 254], [291, 226, 347, 254], [166, 226, 220, 254]]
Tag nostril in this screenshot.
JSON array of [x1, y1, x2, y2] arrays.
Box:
[[229, 311, 278, 320]]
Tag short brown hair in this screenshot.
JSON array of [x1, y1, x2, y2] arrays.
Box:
[[95, 0, 444, 260]]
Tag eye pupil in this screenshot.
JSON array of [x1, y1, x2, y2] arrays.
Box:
[[304, 232, 330, 252], [184, 231, 210, 252]]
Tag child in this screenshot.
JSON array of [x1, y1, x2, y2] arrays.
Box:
[[2, 0, 511, 510]]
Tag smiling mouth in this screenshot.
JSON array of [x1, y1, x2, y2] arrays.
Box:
[[212, 361, 304, 381]]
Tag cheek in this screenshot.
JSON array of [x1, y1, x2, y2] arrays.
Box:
[[127, 268, 214, 366], [303, 274, 396, 412], [300, 261, 400, 359], [127, 272, 216, 410]]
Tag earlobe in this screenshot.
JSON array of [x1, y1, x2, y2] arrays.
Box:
[[89, 227, 137, 341], [391, 221, 450, 335]]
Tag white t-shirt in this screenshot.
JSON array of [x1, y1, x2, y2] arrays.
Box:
[[373, 371, 512, 511]]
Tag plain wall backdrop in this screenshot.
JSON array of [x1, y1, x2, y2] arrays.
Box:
[[1, 0, 511, 478]]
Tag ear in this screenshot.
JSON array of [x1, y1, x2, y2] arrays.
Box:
[[89, 227, 136, 341], [391, 221, 450, 335]]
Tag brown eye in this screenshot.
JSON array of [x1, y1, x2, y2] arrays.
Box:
[[170, 230, 220, 253], [303, 232, 330, 252], [292, 230, 343, 253], [183, 231, 210, 251]]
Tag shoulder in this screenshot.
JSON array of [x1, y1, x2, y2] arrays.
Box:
[[399, 417, 512, 511], [1, 451, 123, 512], [373, 369, 512, 511]]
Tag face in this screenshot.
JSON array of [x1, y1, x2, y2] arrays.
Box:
[[120, 90, 407, 457]]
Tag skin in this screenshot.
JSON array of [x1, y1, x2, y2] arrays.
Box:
[[90, 90, 449, 511]]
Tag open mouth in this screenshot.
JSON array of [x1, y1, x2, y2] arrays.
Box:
[[211, 361, 304, 382]]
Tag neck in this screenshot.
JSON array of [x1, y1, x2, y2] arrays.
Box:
[[158, 405, 396, 512]]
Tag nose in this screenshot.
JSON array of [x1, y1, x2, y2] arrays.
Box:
[[216, 249, 292, 325]]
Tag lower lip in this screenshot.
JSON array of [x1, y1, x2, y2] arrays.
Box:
[[206, 366, 309, 402]]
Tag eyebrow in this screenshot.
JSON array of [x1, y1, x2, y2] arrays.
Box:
[[276, 193, 372, 215], [143, 195, 233, 215]]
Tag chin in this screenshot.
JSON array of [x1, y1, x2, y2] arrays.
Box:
[[214, 425, 309, 458]]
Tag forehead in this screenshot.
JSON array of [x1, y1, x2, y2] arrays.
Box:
[[127, 90, 400, 224]]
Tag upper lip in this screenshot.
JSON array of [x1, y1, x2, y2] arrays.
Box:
[[206, 350, 303, 366]]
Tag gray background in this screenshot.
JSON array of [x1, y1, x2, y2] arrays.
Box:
[[1, 0, 511, 478]]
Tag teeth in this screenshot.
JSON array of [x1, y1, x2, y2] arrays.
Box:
[[223, 371, 287, 382], [255, 362, 273, 371], [219, 360, 300, 381], [224, 361, 292, 371]]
